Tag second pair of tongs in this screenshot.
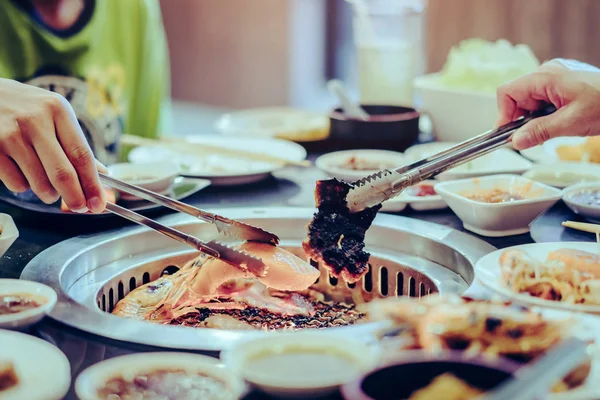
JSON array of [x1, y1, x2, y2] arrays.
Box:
[[346, 105, 557, 213], [98, 174, 279, 274]]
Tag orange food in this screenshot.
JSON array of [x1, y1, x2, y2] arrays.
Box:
[[191, 242, 320, 296], [547, 249, 600, 279], [60, 187, 116, 213]]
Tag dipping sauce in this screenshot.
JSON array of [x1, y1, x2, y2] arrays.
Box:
[[568, 190, 600, 207], [96, 369, 230, 400], [407, 184, 437, 197], [409, 373, 483, 400], [338, 156, 395, 171], [0, 361, 18, 392], [0, 293, 43, 315], [244, 347, 361, 386]]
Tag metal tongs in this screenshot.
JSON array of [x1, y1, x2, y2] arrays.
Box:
[[346, 105, 557, 213], [98, 174, 279, 272]]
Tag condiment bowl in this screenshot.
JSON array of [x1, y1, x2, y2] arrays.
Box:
[[0, 213, 19, 258], [315, 149, 406, 182], [341, 351, 521, 400], [328, 105, 420, 152], [435, 175, 562, 237], [75, 352, 246, 400], [0, 279, 57, 330], [107, 162, 180, 201], [221, 332, 381, 398], [563, 182, 600, 223]]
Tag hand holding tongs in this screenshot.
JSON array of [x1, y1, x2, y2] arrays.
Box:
[[98, 174, 279, 274], [346, 105, 557, 213]]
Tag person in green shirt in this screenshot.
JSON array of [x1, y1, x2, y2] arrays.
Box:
[[0, 0, 171, 213]]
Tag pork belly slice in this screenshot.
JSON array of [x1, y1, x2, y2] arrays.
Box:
[[303, 179, 381, 283]]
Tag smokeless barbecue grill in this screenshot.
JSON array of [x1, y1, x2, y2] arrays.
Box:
[[21, 207, 494, 352]]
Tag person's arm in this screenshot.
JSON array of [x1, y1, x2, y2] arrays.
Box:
[[0, 78, 105, 213], [496, 59, 600, 150]]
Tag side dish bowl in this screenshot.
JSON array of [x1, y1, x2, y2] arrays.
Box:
[[315, 149, 406, 182], [221, 332, 380, 398], [563, 182, 600, 223], [0, 279, 57, 330], [341, 351, 521, 400], [75, 352, 246, 400], [435, 175, 563, 237], [108, 162, 180, 201]]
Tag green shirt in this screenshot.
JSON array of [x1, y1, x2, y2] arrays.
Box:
[[0, 0, 171, 164]]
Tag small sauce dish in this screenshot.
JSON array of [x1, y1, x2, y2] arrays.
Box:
[[341, 351, 522, 400], [563, 182, 600, 223], [0, 279, 57, 330], [76, 352, 246, 400], [221, 333, 380, 398], [315, 149, 406, 182], [107, 162, 180, 201]]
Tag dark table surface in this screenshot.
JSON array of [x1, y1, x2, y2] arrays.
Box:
[[0, 158, 537, 400]]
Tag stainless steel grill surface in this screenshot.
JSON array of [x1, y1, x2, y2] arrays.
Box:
[[21, 208, 494, 352]]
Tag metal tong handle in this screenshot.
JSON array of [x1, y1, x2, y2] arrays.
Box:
[[481, 337, 589, 400], [105, 202, 220, 258], [394, 104, 557, 178], [100, 173, 218, 223]]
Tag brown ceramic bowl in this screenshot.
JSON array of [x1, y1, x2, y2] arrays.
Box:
[[327, 105, 420, 152], [340, 351, 526, 400]]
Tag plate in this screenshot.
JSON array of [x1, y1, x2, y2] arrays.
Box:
[[214, 107, 330, 142], [76, 352, 247, 400], [0, 330, 70, 400], [400, 181, 447, 211], [0, 279, 57, 330], [380, 198, 407, 213], [523, 162, 600, 188], [405, 143, 532, 180], [521, 137, 589, 164], [0, 177, 210, 217], [129, 136, 307, 186], [314, 149, 407, 182], [475, 242, 600, 314]]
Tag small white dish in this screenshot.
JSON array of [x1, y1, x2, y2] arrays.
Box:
[[129, 136, 307, 186], [524, 162, 600, 188], [76, 352, 246, 400], [405, 144, 532, 181], [400, 181, 447, 211], [108, 162, 179, 201], [0, 329, 70, 400], [380, 198, 407, 213], [475, 242, 600, 314], [563, 182, 600, 223], [221, 332, 380, 398], [0, 213, 19, 258], [315, 149, 406, 182], [435, 175, 562, 237], [0, 279, 57, 330], [521, 137, 591, 164]]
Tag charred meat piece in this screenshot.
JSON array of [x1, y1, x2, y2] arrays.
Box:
[[303, 179, 381, 283]]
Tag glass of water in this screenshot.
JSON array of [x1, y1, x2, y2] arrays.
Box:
[[353, 0, 426, 107]]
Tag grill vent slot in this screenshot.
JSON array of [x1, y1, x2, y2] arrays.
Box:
[[95, 247, 440, 313]]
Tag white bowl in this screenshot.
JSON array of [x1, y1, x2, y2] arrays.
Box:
[[0, 213, 19, 258], [221, 332, 380, 398], [0, 329, 71, 400], [524, 163, 600, 189], [0, 279, 57, 330], [435, 175, 562, 237], [414, 75, 498, 142], [76, 352, 246, 400], [563, 182, 600, 223], [315, 149, 406, 182], [108, 162, 179, 201], [400, 181, 447, 211]]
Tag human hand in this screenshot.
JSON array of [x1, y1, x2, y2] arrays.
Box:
[[496, 58, 600, 150], [0, 78, 106, 213]]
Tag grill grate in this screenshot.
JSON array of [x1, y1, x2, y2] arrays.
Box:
[[97, 246, 438, 313]]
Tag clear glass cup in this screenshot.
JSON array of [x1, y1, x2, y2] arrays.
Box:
[[353, 0, 426, 107]]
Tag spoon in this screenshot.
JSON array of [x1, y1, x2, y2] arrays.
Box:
[[327, 79, 370, 121]]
